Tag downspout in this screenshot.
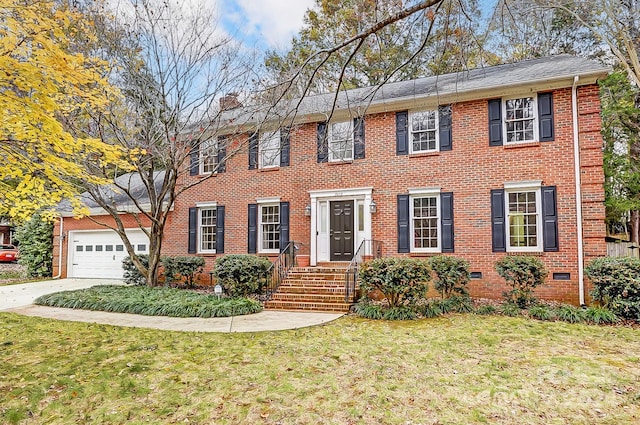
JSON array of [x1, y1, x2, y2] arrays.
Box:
[[52, 216, 64, 279], [572, 75, 585, 306]]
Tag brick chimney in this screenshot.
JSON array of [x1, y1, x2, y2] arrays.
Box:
[[219, 93, 242, 111]]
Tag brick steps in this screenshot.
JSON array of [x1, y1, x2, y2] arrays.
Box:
[[264, 265, 354, 313]]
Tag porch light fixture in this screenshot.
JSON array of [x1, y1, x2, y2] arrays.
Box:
[[369, 200, 377, 214], [304, 204, 311, 216]]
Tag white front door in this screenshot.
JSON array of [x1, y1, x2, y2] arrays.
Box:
[[68, 229, 149, 279], [309, 187, 373, 265]]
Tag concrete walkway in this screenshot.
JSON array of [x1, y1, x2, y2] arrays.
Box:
[[0, 279, 344, 333]]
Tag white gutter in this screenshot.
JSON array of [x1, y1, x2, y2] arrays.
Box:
[[52, 217, 64, 279], [572, 75, 585, 306]]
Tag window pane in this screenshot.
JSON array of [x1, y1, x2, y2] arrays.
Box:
[[410, 111, 437, 152], [200, 139, 218, 173], [76, 245, 83, 252], [505, 97, 535, 143], [85, 245, 93, 252], [507, 190, 538, 248], [116, 245, 124, 252], [95, 245, 103, 252], [105, 245, 113, 252], [329, 121, 353, 161], [261, 205, 280, 251], [200, 208, 217, 251], [260, 131, 280, 168], [412, 196, 438, 249]]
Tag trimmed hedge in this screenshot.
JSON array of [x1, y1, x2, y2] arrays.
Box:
[[161, 256, 205, 287], [359, 258, 431, 308], [586, 256, 640, 320], [495, 255, 547, 307], [428, 255, 470, 299], [214, 255, 272, 297]]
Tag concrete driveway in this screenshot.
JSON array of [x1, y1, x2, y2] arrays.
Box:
[[0, 279, 344, 332]]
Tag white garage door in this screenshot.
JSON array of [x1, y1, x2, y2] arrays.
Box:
[[69, 230, 149, 279]]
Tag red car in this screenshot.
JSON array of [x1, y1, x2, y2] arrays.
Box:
[[0, 244, 18, 262]]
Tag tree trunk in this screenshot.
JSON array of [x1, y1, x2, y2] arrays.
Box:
[[631, 210, 640, 244]]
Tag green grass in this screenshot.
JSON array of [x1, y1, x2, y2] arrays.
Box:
[[1, 314, 639, 424], [34, 285, 262, 318]]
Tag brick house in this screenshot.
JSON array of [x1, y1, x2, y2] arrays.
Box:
[[53, 55, 609, 307]]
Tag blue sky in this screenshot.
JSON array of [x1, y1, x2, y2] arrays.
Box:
[[219, 0, 315, 51]]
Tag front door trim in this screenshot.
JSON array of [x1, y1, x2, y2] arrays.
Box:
[[309, 187, 373, 266]]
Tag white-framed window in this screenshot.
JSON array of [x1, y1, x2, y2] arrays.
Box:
[[259, 130, 280, 169], [505, 183, 542, 251], [410, 110, 438, 153], [329, 120, 353, 162], [259, 203, 280, 253], [409, 189, 441, 252], [503, 95, 537, 144], [200, 138, 218, 174], [199, 206, 217, 253]]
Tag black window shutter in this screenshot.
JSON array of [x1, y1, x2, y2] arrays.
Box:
[[538, 92, 555, 142], [189, 140, 199, 175], [491, 189, 506, 252], [396, 111, 408, 155], [317, 122, 328, 163], [397, 194, 410, 253], [280, 127, 290, 166], [488, 99, 503, 146], [279, 202, 290, 252], [217, 136, 226, 173], [542, 186, 559, 251], [439, 105, 452, 151], [248, 203, 257, 253], [216, 205, 225, 253], [441, 192, 454, 253], [188, 207, 197, 253], [354, 117, 365, 159], [248, 133, 258, 169]]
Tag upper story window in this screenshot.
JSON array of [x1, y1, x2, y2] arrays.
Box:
[[329, 121, 354, 162], [200, 138, 218, 174], [504, 96, 537, 144], [489, 93, 554, 146], [410, 110, 438, 153], [259, 130, 281, 169]]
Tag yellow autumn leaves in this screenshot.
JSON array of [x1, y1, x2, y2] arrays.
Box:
[[0, 0, 133, 221]]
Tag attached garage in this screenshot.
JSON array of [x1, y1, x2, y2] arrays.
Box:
[[68, 229, 149, 279]]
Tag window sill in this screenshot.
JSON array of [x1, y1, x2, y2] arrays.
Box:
[[503, 141, 541, 149], [327, 160, 354, 166], [258, 167, 280, 172], [505, 250, 544, 256], [196, 172, 217, 178], [409, 151, 440, 158], [409, 252, 441, 257]]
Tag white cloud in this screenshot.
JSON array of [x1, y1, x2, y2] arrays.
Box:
[[234, 0, 315, 48]]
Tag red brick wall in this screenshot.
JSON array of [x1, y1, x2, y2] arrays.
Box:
[[55, 85, 607, 304]]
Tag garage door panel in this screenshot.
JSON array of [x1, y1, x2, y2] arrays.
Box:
[[69, 230, 149, 279]]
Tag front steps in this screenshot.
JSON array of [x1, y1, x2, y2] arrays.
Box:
[[264, 264, 354, 312]]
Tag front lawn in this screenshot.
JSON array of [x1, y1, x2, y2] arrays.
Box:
[[1, 314, 639, 424], [34, 285, 262, 318]]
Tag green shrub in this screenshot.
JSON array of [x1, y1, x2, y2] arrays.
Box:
[[34, 285, 262, 317], [528, 304, 554, 321], [353, 301, 384, 320], [583, 306, 618, 325], [161, 256, 205, 287], [14, 214, 53, 278], [358, 258, 431, 308], [419, 301, 443, 318], [476, 305, 497, 315], [428, 255, 470, 299], [554, 305, 585, 323], [214, 255, 272, 297], [123, 255, 149, 285], [383, 306, 418, 321], [500, 303, 521, 317], [440, 295, 474, 313], [495, 256, 547, 307], [585, 257, 640, 320]]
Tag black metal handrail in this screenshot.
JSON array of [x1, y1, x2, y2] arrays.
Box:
[[263, 241, 297, 300], [344, 239, 382, 302]]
